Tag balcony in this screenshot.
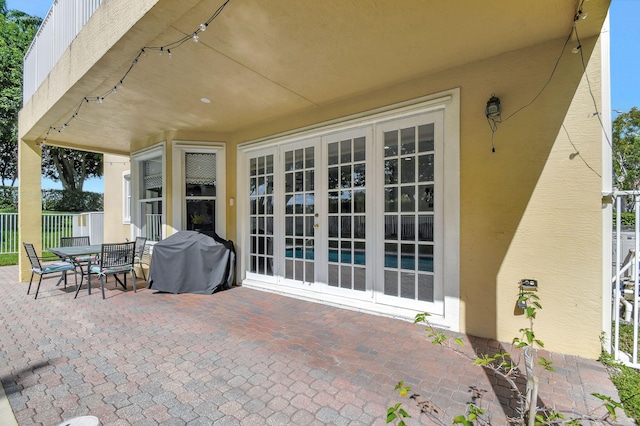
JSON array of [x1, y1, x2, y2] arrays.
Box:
[[22, 0, 103, 106]]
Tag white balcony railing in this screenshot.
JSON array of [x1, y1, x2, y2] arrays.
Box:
[[23, 0, 103, 105]]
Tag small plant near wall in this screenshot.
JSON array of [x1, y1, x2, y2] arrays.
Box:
[[191, 212, 205, 225], [387, 292, 623, 425]]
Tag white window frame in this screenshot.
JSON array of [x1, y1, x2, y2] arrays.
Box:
[[172, 141, 227, 239], [131, 143, 166, 241], [122, 171, 131, 224]]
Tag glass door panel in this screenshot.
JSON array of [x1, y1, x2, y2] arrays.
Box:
[[284, 145, 316, 285], [248, 154, 274, 276], [325, 131, 368, 293], [377, 112, 443, 313]]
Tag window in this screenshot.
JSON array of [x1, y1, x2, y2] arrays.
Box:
[[122, 171, 131, 224], [171, 142, 226, 239], [185, 152, 217, 237], [131, 144, 165, 242]]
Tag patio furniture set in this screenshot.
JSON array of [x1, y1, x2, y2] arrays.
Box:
[[23, 236, 148, 299]]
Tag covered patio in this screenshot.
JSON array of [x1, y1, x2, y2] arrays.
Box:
[[0, 265, 628, 425]]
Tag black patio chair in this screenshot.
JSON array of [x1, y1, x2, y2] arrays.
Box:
[[79, 242, 136, 299], [133, 236, 148, 280], [60, 236, 90, 247], [23, 242, 77, 299], [60, 236, 96, 283]]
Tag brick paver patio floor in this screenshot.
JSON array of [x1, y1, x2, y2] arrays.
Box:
[[0, 265, 631, 425]]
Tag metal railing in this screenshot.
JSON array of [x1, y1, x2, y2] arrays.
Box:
[[0, 213, 104, 254], [23, 0, 103, 105], [0, 213, 18, 254], [612, 190, 640, 369], [145, 214, 162, 242]]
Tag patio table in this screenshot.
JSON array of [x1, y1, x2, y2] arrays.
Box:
[[48, 244, 102, 292]]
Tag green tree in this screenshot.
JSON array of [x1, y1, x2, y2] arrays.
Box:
[[42, 146, 102, 191], [613, 107, 640, 190], [0, 0, 40, 187]]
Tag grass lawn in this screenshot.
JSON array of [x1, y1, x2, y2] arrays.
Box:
[[601, 323, 640, 422], [0, 251, 58, 267], [0, 253, 17, 266]]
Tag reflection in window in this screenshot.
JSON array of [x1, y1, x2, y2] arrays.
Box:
[[140, 156, 163, 241], [327, 136, 366, 291], [383, 123, 435, 302], [185, 153, 217, 237]]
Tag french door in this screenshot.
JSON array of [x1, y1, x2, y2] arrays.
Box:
[[245, 110, 445, 313]]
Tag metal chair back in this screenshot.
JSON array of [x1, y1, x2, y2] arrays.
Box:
[[60, 236, 90, 247], [23, 243, 42, 269], [23, 242, 77, 299], [134, 237, 147, 258], [98, 242, 136, 270]]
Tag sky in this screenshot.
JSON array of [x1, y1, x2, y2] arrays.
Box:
[[8, 0, 640, 192]]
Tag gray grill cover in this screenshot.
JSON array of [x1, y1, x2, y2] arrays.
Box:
[[148, 231, 235, 294]]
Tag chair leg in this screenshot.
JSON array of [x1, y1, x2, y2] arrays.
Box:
[[63, 271, 68, 289], [100, 275, 106, 299], [132, 269, 137, 293], [74, 278, 82, 299], [140, 263, 147, 281], [34, 276, 43, 299], [27, 272, 34, 295]]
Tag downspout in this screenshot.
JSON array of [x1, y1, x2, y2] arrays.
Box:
[[600, 11, 613, 352]]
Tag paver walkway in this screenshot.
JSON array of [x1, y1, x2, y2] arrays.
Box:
[[0, 265, 631, 425]]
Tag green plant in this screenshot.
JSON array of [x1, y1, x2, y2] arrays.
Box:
[[600, 335, 640, 422], [389, 293, 623, 425], [0, 253, 17, 266], [613, 212, 635, 228], [191, 212, 205, 225]]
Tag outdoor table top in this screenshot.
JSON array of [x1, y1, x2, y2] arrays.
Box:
[[48, 244, 102, 258]]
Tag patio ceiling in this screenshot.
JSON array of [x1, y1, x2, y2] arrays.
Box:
[[21, 0, 610, 154]]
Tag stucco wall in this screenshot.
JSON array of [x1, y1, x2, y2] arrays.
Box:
[[102, 154, 131, 242]]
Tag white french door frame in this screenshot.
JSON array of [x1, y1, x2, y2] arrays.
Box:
[[373, 111, 446, 315], [318, 126, 374, 301], [278, 137, 323, 290], [238, 89, 460, 329]]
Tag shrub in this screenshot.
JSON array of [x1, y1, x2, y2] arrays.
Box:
[[613, 212, 635, 229], [0, 186, 103, 212]]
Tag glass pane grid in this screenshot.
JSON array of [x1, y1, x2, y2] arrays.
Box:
[[284, 148, 314, 283], [383, 126, 434, 300], [249, 154, 274, 276], [327, 138, 366, 291]]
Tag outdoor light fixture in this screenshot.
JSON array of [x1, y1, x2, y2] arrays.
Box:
[[485, 95, 501, 119], [485, 94, 502, 152], [520, 279, 538, 289]]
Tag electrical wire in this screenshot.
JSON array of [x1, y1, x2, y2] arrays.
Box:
[[501, 27, 574, 124], [563, 124, 601, 178], [42, 0, 232, 143]]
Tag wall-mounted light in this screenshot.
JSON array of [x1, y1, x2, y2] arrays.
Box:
[[485, 94, 502, 152], [485, 95, 501, 119]]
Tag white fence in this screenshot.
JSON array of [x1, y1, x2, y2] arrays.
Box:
[[0, 212, 103, 254], [612, 190, 640, 369], [23, 0, 103, 105]]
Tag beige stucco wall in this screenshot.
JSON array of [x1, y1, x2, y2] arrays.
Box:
[[102, 154, 131, 242]]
